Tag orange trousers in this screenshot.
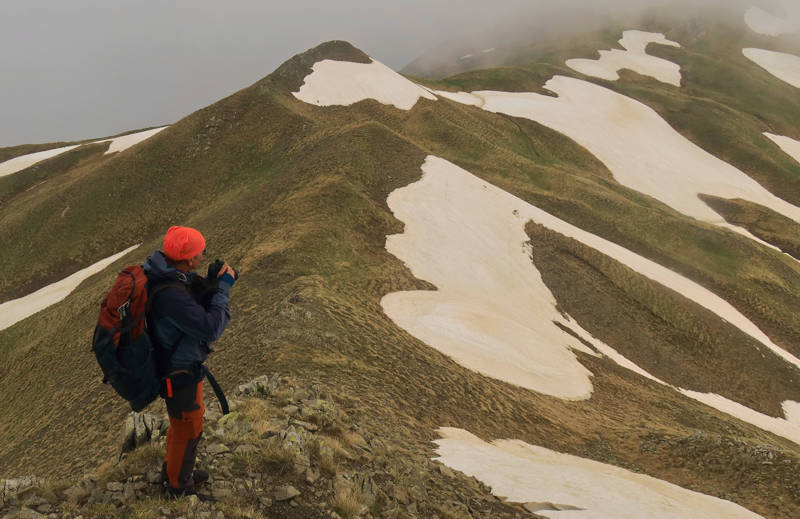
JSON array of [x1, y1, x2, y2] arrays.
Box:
[[163, 379, 204, 489]]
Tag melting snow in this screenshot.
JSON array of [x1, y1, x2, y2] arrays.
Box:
[[0, 127, 169, 177], [0, 245, 139, 332], [681, 390, 800, 444], [292, 58, 436, 110], [745, 6, 798, 36], [785, 401, 800, 426], [432, 90, 484, 107], [383, 156, 800, 443], [566, 30, 682, 86], [764, 132, 800, 164], [743, 48, 800, 88], [102, 126, 168, 155], [447, 76, 800, 230], [382, 156, 598, 399], [0, 145, 81, 177], [433, 427, 764, 519]]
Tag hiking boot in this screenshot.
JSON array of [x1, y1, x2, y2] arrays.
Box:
[[192, 469, 209, 487]]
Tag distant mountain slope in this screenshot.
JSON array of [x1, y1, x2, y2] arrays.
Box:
[[1, 5, 799, 517]]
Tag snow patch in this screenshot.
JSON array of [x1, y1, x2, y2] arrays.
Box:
[[784, 401, 800, 426], [764, 132, 800, 164], [381, 156, 598, 399], [432, 90, 484, 107], [743, 48, 800, 88], [679, 391, 800, 444], [0, 145, 81, 177], [383, 156, 800, 443], [0, 126, 169, 177], [0, 245, 139, 332], [292, 58, 436, 110], [566, 30, 682, 86], [433, 427, 764, 519], [745, 7, 797, 36], [103, 126, 168, 155], [456, 76, 800, 229]]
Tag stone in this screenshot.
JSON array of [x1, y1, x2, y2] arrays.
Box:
[[259, 496, 273, 507], [233, 444, 258, 455], [146, 469, 162, 484], [236, 375, 274, 397], [6, 508, 45, 518], [292, 454, 311, 474], [282, 405, 300, 417], [392, 485, 408, 504], [122, 483, 137, 503], [105, 482, 124, 492], [35, 503, 53, 514], [206, 443, 231, 456], [291, 419, 318, 432], [305, 468, 320, 485], [134, 413, 149, 446], [211, 487, 233, 500], [62, 483, 90, 504], [188, 495, 200, 508], [437, 464, 455, 478], [274, 485, 300, 501], [121, 414, 136, 452]]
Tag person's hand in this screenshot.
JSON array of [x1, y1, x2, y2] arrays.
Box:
[[217, 263, 236, 279]]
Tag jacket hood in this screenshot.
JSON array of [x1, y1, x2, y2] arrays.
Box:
[[143, 250, 190, 285]]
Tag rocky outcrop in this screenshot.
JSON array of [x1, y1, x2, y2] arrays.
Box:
[[0, 375, 531, 519]]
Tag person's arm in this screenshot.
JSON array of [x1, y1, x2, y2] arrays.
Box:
[[159, 282, 231, 342]]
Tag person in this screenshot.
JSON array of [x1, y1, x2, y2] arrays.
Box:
[[143, 226, 237, 497]]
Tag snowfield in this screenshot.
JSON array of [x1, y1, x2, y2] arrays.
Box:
[[294, 60, 800, 243], [743, 48, 800, 88], [745, 6, 798, 36], [0, 144, 81, 177], [467, 76, 800, 228], [0, 126, 168, 177], [566, 30, 681, 86], [381, 156, 599, 400], [382, 156, 800, 444], [434, 427, 763, 519], [292, 58, 436, 110], [764, 132, 800, 164], [0, 245, 139, 332], [102, 126, 168, 155]]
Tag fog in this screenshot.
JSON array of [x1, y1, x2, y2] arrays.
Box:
[[0, 0, 793, 146]]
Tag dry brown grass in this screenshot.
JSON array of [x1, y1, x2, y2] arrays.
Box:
[[330, 483, 366, 519]]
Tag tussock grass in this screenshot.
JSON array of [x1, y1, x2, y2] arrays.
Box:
[[330, 482, 366, 519]]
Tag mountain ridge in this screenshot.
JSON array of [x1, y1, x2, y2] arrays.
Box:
[[1, 6, 800, 517]]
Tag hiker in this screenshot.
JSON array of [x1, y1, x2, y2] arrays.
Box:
[[143, 226, 237, 497]]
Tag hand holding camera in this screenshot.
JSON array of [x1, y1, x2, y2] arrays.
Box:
[[207, 259, 239, 283]]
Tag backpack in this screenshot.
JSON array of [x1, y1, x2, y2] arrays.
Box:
[[91, 265, 182, 412]]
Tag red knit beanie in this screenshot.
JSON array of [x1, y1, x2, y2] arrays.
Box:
[[163, 226, 206, 261]]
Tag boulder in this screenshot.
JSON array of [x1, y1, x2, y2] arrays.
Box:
[[274, 485, 300, 501]]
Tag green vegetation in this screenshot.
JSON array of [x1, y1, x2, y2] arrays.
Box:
[[2, 15, 800, 518]]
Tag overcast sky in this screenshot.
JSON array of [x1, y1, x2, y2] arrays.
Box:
[[0, 0, 552, 146], [0, 0, 786, 147]]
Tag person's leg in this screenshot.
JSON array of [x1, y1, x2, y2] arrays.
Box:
[[163, 379, 205, 490]]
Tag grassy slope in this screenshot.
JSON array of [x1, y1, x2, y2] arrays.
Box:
[[413, 6, 800, 360], [0, 126, 167, 165], [0, 35, 799, 519]]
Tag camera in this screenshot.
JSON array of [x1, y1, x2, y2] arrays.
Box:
[[207, 259, 239, 281]]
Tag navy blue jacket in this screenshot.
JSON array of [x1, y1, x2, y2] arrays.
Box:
[[143, 251, 232, 376]]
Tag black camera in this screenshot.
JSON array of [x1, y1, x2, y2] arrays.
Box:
[[207, 259, 239, 281]]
